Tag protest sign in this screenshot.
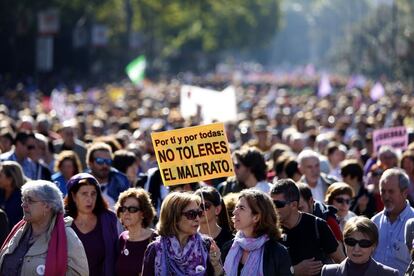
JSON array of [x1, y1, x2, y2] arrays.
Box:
[[318, 74, 332, 97], [151, 123, 234, 186], [373, 126, 408, 154], [180, 85, 237, 124]]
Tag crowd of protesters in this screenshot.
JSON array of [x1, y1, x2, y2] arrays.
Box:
[[0, 76, 414, 275]]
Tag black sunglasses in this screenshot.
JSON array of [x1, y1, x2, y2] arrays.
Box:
[[334, 197, 351, 205], [95, 157, 112, 166], [200, 202, 213, 211], [182, 209, 203, 220], [119, 206, 141, 213], [273, 200, 291, 209], [344, 237, 373, 248]]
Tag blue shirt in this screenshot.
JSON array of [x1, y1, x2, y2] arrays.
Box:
[[52, 172, 68, 196], [0, 188, 23, 228], [0, 151, 37, 180], [372, 201, 414, 276]]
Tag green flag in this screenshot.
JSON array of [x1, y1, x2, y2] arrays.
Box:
[[125, 55, 146, 85]]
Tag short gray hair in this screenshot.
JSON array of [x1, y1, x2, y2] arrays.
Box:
[[297, 149, 320, 166], [380, 168, 410, 191], [22, 180, 64, 214]]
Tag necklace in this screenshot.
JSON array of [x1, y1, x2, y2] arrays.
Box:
[[122, 230, 153, 256]]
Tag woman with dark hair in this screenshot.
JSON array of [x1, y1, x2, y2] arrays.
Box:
[[195, 186, 234, 250], [322, 216, 398, 275], [0, 161, 27, 228], [112, 150, 138, 186], [115, 188, 157, 276], [52, 150, 82, 196], [64, 172, 118, 276], [222, 189, 293, 275], [325, 182, 356, 231], [142, 192, 222, 275]]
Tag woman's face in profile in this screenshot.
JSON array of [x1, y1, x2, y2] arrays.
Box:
[[345, 231, 375, 264]]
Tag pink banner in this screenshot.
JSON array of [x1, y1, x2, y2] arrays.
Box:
[[373, 126, 408, 154]]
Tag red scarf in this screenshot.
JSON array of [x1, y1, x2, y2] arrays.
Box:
[[1, 213, 68, 276]]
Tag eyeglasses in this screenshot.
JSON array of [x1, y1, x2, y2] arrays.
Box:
[[119, 206, 141, 213], [334, 197, 351, 205], [21, 196, 42, 204], [200, 202, 213, 211], [273, 200, 291, 209], [94, 157, 112, 166], [344, 237, 373, 248], [182, 209, 203, 220]]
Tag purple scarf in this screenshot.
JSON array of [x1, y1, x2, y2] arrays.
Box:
[[155, 233, 208, 275], [223, 231, 269, 276]]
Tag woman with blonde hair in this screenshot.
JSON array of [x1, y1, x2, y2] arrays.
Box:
[[142, 192, 222, 275], [0, 161, 28, 228]]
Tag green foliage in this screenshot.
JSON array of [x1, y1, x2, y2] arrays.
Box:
[[332, 0, 414, 80], [0, 0, 281, 74], [133, 0, 281, 70]]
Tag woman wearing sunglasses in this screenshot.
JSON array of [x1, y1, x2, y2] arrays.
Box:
[[322, 216, 398, 275], [325, 182, 356, 231], [142, 192, 223, 275], [195, 186, 234, 250], [222, 189, 293, 276], [64, 173, 119, 276], [115, 188, 157, 276]]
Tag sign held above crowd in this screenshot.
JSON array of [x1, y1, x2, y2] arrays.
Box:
[[373, 126, 408, 154], [180, 85, 237, 124], [151, 123, 234, 186]]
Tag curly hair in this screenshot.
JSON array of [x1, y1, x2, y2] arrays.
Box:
[[115, 188, 156, 228]]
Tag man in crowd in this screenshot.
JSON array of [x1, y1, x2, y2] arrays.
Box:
[[271, 179, 345, 276], [232, 147, 272, 193], [298, 149, 337, 202], [0, 131, 38, 179], [86, 142, 129, 208], [296, 182, 343, 244], [372, 168, 414, 275], [53, 120, 87, 170], [341, 159, 377, 218]]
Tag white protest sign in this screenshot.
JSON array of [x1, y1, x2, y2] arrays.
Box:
[[180, 85, 237, 123]]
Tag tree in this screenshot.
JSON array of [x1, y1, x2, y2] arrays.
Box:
[[332, 0, 414, 81], [0, 0, 282, 77]]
